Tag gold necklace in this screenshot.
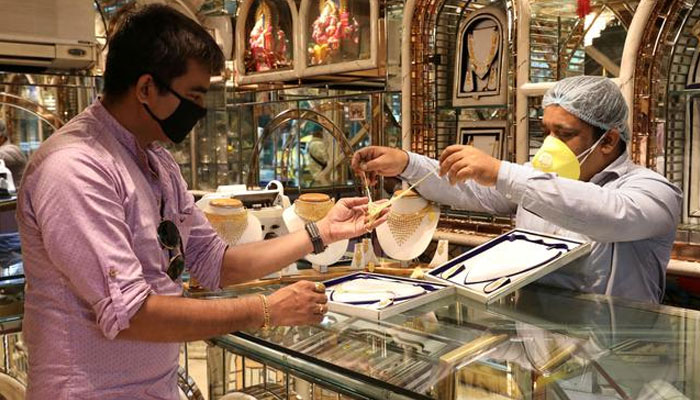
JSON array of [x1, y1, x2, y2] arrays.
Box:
[[467, 28, 499, 79], [205, 211, 249, 245], [387, 204, 436, 246]]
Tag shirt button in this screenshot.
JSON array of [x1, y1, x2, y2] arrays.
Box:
[[108, 268, 118, 278], [505, 193, 512, 200]]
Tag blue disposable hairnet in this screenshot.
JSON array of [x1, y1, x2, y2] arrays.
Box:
[[542, 76, 629, 142]]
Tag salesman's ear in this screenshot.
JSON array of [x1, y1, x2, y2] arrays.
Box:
[[600, 129, 621, 155]]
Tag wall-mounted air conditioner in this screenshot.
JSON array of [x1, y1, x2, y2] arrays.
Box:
[[0, 0, 97, 71]]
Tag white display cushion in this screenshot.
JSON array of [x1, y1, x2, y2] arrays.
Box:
[[461, 234, 571, 284], [329, 277, 427, 306], [376, 203, 440, 261], [195, 196, 264, 245], [323, 272, 454, 319], [439, 232, 572, 284], [282, 205, 349, 266], [427, 229, 591, 304]]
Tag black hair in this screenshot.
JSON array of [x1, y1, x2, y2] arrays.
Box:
[[592, 125, 607, 141], [103, 4, 225, 98]]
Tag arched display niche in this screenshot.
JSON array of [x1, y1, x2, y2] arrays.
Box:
[[246, 108, 360, 191], [299, 0, 378, 77], [235, 0, 300, 85], [672, 2, 700, 225], [452, 6, 508, 107], [630, 0, 700, 225], [405, 0, 516, 160]]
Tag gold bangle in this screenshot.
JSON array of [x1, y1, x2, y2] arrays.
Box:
[[258, 294, 270, 330]]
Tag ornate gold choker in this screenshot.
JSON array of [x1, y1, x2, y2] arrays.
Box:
[[205, 198, 249, 245], [295, 193, 334, 222], [387, 203, 437, 246]]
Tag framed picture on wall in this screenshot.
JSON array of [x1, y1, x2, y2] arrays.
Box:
[[346, 102, 367, 121], [457, 120, 506, 159]]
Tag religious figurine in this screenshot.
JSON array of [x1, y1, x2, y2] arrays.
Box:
[[245, 0, 290, 72], [308, 0, 359, 65]]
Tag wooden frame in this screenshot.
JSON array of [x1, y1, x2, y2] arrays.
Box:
[[456, 120, 506, 159]]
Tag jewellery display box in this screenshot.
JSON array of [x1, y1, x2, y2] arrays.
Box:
[[427, 229, 591, 304], [323, 272, 455, 320]]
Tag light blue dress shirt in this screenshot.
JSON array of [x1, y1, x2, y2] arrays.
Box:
[[400, 151, 682, 303]]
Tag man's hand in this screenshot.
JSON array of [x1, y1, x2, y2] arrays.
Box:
[[438, 145, 501, 186], [267, 281, 328, 326], [316, 197, 389, 244], [351, 146, 409, 186]]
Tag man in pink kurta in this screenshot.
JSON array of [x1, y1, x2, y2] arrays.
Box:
[[16, 5, 381, 399]]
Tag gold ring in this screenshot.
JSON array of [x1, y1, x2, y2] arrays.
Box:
[[314, 282, 326, 292]]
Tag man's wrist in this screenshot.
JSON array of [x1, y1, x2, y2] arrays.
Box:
[[305, 221, 329, 254], [398, 150, 410, 176], [257, 294, 270, 330], [316, 219, 333, 246]]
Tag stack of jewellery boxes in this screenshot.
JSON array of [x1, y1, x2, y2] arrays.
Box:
[[427, 229, 591, 304]]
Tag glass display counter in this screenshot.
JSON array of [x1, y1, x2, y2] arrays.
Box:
[[208, 283, 700, 399]]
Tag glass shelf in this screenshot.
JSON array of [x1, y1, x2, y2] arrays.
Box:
[[210, 284, 700, 399]]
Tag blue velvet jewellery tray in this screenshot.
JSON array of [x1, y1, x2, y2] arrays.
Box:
[[322, 272, 455, 320], [427, 229, 591, 304]]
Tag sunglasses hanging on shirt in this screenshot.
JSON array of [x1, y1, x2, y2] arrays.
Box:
[[156, 200, 186, 281]]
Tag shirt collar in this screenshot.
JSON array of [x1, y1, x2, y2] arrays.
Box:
[[92, 99, 159, 175], [589, 150, 632, 184]]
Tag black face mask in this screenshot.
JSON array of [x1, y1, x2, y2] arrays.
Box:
[[142, 83, 207, 144]]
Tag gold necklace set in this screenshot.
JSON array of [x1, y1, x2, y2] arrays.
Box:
[[387, 203, 437, 246], [205, 211, 249, 245], [205, 198, 249, 245], [464, 27, 499, 92], [295, 193, 334, 222]]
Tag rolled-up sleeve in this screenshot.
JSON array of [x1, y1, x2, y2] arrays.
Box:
[[182, 208, 227, 290], [29, 151, 153, 339], [496, 161, 682, 242]]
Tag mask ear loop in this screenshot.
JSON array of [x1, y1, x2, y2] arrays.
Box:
[[577, 129, 609, 166]]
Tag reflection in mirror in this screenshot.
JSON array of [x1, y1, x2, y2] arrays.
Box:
[[529, 3, 632, 83]]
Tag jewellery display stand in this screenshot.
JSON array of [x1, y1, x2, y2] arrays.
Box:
[[350, 238, 379, 270], [427, 229, 591, 304], [282, 193, 349, 272], [197, 181, 297, 278], [452, 6, 508, 107], [428, 239, 450, 269], [323, 272, 454, 320], [376, 190, 440, 261], [197, 198, 264, 246]]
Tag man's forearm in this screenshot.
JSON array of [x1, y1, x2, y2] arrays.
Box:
[[219, 229, 315, 286], [117, 294, 263, 342]]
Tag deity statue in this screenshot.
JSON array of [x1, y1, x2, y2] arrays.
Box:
[[246, 0, 290, 72], [308, 0, 359, 65]]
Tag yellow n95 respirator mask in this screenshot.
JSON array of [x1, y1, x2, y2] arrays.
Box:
[[531, 134, 606, 180]]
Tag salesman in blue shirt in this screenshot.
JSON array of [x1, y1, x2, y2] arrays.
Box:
[[354, 76, 682, 303]]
